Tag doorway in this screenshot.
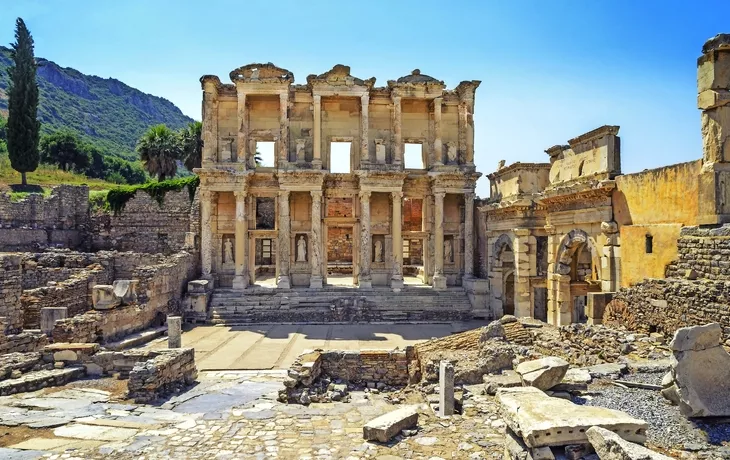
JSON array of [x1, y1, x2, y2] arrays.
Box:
[[503, 272, 515, 316], [326, 226, 355, 285]]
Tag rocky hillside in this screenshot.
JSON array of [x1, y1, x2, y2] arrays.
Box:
[[0, 46, 193, 161]]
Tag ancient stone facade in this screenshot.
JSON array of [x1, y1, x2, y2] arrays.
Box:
[[197, 64, 482, 291]]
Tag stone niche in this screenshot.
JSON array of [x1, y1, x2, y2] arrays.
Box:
[[255, 198, 276, 229], [291, 233, 311, 287], [221, 234, 235, 267]]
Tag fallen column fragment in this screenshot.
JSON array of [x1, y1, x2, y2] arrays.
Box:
[[363, 405, 419, 442], [586, 426, 672, 460]]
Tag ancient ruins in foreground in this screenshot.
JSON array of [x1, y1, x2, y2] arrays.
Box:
[[0, 33, 729, 459]]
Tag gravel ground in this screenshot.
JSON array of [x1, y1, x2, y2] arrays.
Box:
[[574, 372, 730, 459]]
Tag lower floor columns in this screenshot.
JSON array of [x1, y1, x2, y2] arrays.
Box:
[[391, 191, 404, 291], [432, 192, 447, 290], [232, 191, 249, 289], [309, 190, 323, 289]]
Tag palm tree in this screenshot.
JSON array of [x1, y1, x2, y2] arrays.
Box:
[[137, 124, 181, 181], [254, 149, 263, 166], [179, 121, 202, 171]]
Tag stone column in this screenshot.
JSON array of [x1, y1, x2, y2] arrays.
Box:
[[277, 190, 291, 289], [359, 190, 372, 288], [513, 228, 532, 318], [697, 34, 730, 224], [391, 191, 404, 290], [433, 97, 443, 165], [463, 192, 475, 280], [310, 190, 323, 288], [392, 95, 402, 166], [601, 221, 620, 293], [458, 101, 467, 164], [439, 361, 455, 417], [200, 190, 213, 280], [312, 94, 322, 169], [236, 90, 247, 166], [466, 105, 475, 166], [168, 316, 182, 348], [232, 191, 249, 289], [202, 82, 218, 163], [433, 192, 447, 290], [360, 94, 369, 167], [279, 92, 289, 165]]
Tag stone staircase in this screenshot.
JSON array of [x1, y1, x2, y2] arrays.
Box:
[[209, 286, 473, 324]]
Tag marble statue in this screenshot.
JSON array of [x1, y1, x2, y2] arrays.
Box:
[[224, 238, 234, 264], [374, 240, 383, 263], [444, 239, 453, 263], [446, 143, 458, 164], [297, 235, 307, 262]]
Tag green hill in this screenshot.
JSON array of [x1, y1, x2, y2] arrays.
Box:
[[0, 45, 194, 161]]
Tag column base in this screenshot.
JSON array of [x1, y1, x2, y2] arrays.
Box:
[[358, 275, 372, 289], [232, 274, 249, 290], [309, 275, 323, 289], [277, 275, 291, 289], [390, 276, 404, 292], [312, 159, 322, 170], [432, 274, 447, 290]]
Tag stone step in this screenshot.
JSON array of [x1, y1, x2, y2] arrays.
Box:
[[0, 366, 86, 396], [104, 326, 168, 351]]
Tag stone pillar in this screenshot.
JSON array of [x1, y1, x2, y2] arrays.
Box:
[[439, 361, 455, 417], [433, 97, 443, 165], [310, 190, 323, 288], [697, 34, 730, 224], [359, 190, 372, 288], [236, 90, 247, 165], [601, 221, 621, 292], [40, 307, 67, 336], [202, 82, 218, 163], [279, 92, 289, 165], [433, 192, 447, 290], [313, 94, 322, 169], [361, 94, 369, 167], [463, 192, 475, 280], [200, 190, 214, 280], [392, 96, 402, 166], [232, 191, 249, 289], [458, 101, 468, 165], [477, 208, 488, 278], [513, 228, 532, 318], [277, 191, 291, 289], [391, 191, 404, 290], [168, 316, 182, 348]]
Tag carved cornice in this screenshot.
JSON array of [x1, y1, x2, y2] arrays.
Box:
[[307, 64, 375, 89], [229, 63, 294, 84], [487, 162, 551, 180]]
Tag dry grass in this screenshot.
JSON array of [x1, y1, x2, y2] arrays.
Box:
[[0, 156, 116, 193]]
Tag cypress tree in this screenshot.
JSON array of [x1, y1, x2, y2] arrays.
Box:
[[6, 18, 40, 186]]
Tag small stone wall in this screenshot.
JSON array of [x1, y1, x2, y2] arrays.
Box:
[[90, 190, 196, 254], [0, 254, 23, 333], [2, 331, 49, 354], [0, 186, 90, 251], [665, 225, 730, 281], [127, 348, 197, 402], [320, 349, 412, 386]]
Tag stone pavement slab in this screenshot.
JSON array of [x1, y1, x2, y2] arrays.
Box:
[[54, 423, 139, 441]]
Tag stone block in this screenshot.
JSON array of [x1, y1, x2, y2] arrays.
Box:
[[40, 307, 67, 335], [362, 405, 419, 442], [670, 322, 721, 351], [586, 426, 672, 460], [112, 280, 138, 305], [515, 357, 569, 391], [438, 361, 455, 417], [496, 387, 648, 448], [168, 316, 182, 349], [92, 285, 120, 310], [188, 279, 209, 293]]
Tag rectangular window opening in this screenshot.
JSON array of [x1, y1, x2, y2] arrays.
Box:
[[330, 142, 351, 173], [404, 143, 425, 169], [403, 239, 410, 260], [261, 239, 272, 265], [255, 141, 276, 167], [645, 235, 653, 254]]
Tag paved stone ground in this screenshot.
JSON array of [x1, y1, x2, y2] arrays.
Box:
[[144, 324, 462, 371], [0, 371, 505, 460]]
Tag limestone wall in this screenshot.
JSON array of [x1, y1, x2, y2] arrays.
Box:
[[90, 189, 195, 254], [320, 349, 413, 386], [127, 348, 197, 403], [0, 186, 90, 251], [0, 254, 23, 333]]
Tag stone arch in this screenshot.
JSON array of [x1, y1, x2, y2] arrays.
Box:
[[553, 229, 601, 282], [491, 233, 514, 267]]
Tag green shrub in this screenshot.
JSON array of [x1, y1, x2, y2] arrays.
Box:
[[105, 175, 199, 215]]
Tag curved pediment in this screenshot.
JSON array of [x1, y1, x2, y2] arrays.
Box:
[[229, 63, 294, 83], [306, 64, 375, 89], [395, 69, 444, 85]]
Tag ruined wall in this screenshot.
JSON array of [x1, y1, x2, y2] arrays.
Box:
[[320, 349, 412, 386], [127, 348, 197, 402], [0, 254, 23, 333], [90, 189, 195, 254], [327, 227, 353, 263], [665, 225, 730, 280], [614, 160, 703, 287], [0, 186, 90, 251]]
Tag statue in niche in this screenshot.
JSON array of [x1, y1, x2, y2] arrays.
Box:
[[446, 143, 458, 164], [374, 240, 383, 263], [224, 238, 234, 264], [375, 139, 386, 164], [444, 239, 453, 264], [296, 139, 306, 163], [297, 235, 307, 262]]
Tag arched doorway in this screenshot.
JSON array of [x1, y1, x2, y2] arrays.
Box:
[[552, 229, 602, 324]]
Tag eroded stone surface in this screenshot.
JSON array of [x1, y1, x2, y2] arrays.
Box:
[[586, 426, 672, 460], [515, 357, 569, 390], [362, 405, 419, 442]]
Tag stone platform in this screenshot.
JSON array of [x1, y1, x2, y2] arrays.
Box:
[[209, 285, 474, 324]]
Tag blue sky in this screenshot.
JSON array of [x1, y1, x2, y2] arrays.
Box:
[[1, 0, 728, 197]]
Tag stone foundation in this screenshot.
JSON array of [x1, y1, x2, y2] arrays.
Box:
[[127, 348, 197, 402]]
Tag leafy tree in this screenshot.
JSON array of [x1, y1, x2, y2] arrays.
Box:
[[0, 115, 7, 142], [137, 124, 180, 181], [6, 18, 40, 185], [105, 172, 126, 184], [179, 121, 202, 171], [40, 130, 89, 171]]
